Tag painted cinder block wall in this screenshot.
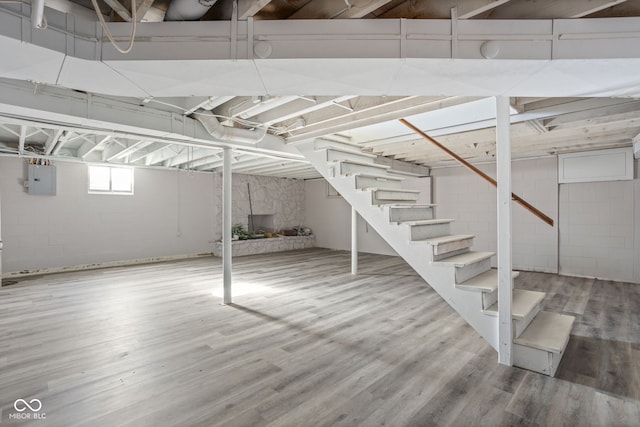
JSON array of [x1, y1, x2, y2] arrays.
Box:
[[0, 157, 216, 274], [431, 157, 559, 274]]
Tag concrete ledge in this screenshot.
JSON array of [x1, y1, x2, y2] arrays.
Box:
[[213, 235, 315, 257]]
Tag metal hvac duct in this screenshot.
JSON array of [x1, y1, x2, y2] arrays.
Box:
[[165, 0, 217, 21]]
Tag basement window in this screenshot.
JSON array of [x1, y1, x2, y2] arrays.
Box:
[[88, 165, 134, 195]]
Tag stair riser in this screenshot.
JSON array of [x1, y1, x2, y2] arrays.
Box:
[[514, 304, 541, 338], [432, 247, 469, 262], [374, 190, 419, 201], [326, 149, 375, 164], [356, 176, 403, 190], [389, 207, 434, 223], [410, 223, 451, 240], [431, 238, 473, 256], [483, 290, 497, 310], [340, 162, 388, 176], [513, 344, 564, 377], [455, 258, 491, 283]]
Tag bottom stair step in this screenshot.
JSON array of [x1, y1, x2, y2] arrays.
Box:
[[515, 311, 575, 353], [513, 311, 575, 377]]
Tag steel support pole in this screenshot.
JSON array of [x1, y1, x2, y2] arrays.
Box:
[[222, 147, 232, 304], [351, 207, 358, 275]]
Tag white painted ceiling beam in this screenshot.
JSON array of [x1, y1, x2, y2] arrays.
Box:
[[0, 79, 301, 160], [77, 135, 112, 159], [286, 96, 475, 143], [165, 147, 218, 167], [129, 142, 167, 163], [147, 146, 185, 166], [106, 139, 152, 162], [44, 129, 64, 156], [201, 153, 256, 171], [255, 96, 358, 127], [184, 96, 235, 116], [3, 9, 640, 98], [215, 96, 303, 120]]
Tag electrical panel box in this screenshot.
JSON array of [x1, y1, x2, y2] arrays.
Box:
[[27, 164, 57, 195]]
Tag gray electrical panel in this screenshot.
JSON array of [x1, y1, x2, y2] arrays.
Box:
[[27, 164, 57, 195]]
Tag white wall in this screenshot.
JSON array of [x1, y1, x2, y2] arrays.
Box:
[[431, 157, 559, 273], [304, 176, 431, 256], [559, 159, 640, 283], [0, 157, 215, 274]]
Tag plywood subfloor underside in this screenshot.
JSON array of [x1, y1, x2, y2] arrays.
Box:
[[0, 249, 639, 426]]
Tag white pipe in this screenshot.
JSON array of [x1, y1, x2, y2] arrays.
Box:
[[195, 110, 269, 145], [496, 96, 513, 366], [222, 147, 232, 304], [31, 0, 46, 28], [165, 0, 217, 21], [351, 207, 358, 275]]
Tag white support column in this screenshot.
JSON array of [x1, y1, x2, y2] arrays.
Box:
[[222, 147, 232, 304], [351, 207, 358, 275], [496, 96, 513, 366], [0, 190, 3, 285]]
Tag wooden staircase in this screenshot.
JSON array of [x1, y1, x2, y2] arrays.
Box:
[[297, 138, 574, 377]]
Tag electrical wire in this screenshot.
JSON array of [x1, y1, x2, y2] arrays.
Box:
[[90, 0, 137, 54]]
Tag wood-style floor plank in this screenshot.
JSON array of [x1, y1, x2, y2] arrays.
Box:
[[1, 249, 639, 426]]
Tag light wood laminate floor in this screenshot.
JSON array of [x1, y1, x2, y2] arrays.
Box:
[[1, 249, 639, 426]]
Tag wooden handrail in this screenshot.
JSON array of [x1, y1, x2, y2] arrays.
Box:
[[399, 118, 554, 227]]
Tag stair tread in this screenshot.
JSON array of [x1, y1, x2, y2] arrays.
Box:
[[515, 311, 575, 353], [353, 172, 404, 181], [403, 219, 454, 226], [366, 187, 421, 193], [456, 268, 520, 292], [484, 289, 546, 320], [389, 204, 436, 208], [324, 147, 378, 159], [433, 250, 494, 266], [341, 160, 390, 169], [315, 138, 363, 149]]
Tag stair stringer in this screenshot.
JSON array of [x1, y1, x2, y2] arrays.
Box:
[[296, 140, 499, 351]]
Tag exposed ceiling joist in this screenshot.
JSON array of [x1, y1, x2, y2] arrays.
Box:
[[238, 0, 272, 19], [483, 0, 630, 19], [104, 0, 133, 21], [292, 0, 395, 19], [44, 129, 65, 156], [458, 0, 514, 19], [255, 96, 358, 128]]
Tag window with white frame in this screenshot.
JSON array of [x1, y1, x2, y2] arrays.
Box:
[[88, 165, 134, 194]]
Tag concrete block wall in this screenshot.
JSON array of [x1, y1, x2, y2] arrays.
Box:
[[559, 159, 639, 283], [431, 157, 559, 273], [0, 157, 216, 275]]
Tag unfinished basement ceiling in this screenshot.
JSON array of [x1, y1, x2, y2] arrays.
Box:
[[0, 0, 639, 178]]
